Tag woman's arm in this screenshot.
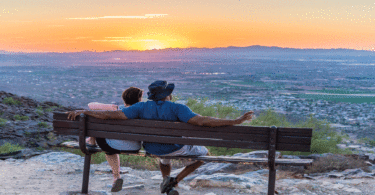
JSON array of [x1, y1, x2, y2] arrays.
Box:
[[67, 110, 128, 120]]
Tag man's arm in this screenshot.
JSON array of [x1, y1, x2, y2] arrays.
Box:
[[67, 110, 128, 120], [187, 111, 253, 127]]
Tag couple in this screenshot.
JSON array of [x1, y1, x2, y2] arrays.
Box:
[[68, 80, 254, 194]]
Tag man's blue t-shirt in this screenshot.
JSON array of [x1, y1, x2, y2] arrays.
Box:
[[121, 101, 197, 155]]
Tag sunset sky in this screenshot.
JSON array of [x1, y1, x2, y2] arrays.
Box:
[[1, 0, 374, 52]]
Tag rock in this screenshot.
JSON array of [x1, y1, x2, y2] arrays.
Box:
[[327, 173, 344, 178], [343, 187, 362, 193], [240, 169, 269, 177], [0, 91, 78, 148], [122, 184, 145, 190], [282, 155, 300, 159], [177, 183, 191, 191], [365, 153, 375, 163], [365, 161, 373, 166], [93, 166, 131, 174], [28, 152, 84, 165], [189, 173, 267, 189], [347, 145, 361, 150], [299, 153, 334, 160], [342, 168, 363, 176], [234, 150, 281, 159], [0, 148, 49, 160], [303, 174, 315, 180], [336, 144, 347, 150]]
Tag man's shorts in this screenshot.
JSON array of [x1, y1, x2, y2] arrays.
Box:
[[159, 145, 208, 165]]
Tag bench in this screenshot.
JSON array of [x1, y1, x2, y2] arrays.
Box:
[[53, 112, 314, 195]]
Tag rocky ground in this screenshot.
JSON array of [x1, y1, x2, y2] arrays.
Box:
[[0, 91, 80, 148], [1, 151, 375, 195]]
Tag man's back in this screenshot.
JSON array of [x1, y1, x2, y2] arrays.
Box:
[[121, 100, 197, 155], [122, 100, 196, 123]]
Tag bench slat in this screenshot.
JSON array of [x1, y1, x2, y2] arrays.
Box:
[[88, 117, 273, 135], [53, 120, 311, 145], [87, 130, 270, 150], [158, 156, 313, 166], [54, 113, 313, 137], [54, 127, 80, 135], [86, 122, 269, 142], [54, 120, 80, 129], [86, 130, 310, 152], [86, 122, 312, 145], [278, 127, 313, 137]]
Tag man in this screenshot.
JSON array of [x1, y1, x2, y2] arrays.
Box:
[[68, 80, 254, 194]]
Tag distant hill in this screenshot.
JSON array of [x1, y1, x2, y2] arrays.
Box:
[[1, 46, 374, 65]]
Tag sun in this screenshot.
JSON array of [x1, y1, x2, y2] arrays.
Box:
[[144, 40, 166, 50], [124, 33, 189, 51]]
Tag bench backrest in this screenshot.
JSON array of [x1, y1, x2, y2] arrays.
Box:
[[53, 112, 312, 152]]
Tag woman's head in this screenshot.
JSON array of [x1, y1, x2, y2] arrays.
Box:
[[122, 87, 143, 106]]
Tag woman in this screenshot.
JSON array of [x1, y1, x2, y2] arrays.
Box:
[[86, 87, 143, 192]]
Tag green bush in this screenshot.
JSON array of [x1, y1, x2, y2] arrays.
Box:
[[36, 106, 44, 116], [186, 98, 240, 119], [369, 140, 375, 147], [3, 97, 21, 105], [249, 109, 349, 155], [0, 142, 23, 154], [36, 110, 43, 116], [0, 118, 7, 127], [38, 122, 49, 128], [45, 106, 57, 112], [248, 108, 292, 127], [185, 104, 348, 156], [306, 154, 367, 173], [13, 115, 29, 121]]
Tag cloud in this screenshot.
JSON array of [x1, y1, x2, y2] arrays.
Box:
[[48, 25, 65, 27], [105, 37, 132, 39], [92, 40, 129, 42], [67, 14, 168, 20], [92, 37, 133, 42]]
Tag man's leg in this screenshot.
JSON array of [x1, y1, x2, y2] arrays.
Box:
[[105, 154, 121, 180], [176, 160, 204, 182], [159, 159, 172, 178]]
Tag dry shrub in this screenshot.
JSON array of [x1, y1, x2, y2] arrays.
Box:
[[306, 154, 367, 174]]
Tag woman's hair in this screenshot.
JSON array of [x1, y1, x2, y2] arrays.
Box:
[[122, 87, 143, 105]]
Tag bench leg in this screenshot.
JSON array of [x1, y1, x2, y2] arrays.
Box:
[[82, 154, 91, 194], [267, 168, 276, 195]]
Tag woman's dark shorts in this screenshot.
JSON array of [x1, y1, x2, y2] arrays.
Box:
[[96, 138, 139, 155]]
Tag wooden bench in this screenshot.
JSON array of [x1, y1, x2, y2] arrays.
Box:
[[53, 112, 314, 195]]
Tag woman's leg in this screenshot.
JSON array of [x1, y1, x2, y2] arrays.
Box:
[[96, 138, 121, 181], [86, 137, 97, 145], [105, 154, 121, 180]]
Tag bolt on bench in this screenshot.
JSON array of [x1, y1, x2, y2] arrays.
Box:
[[53, 112, 314, 195]]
